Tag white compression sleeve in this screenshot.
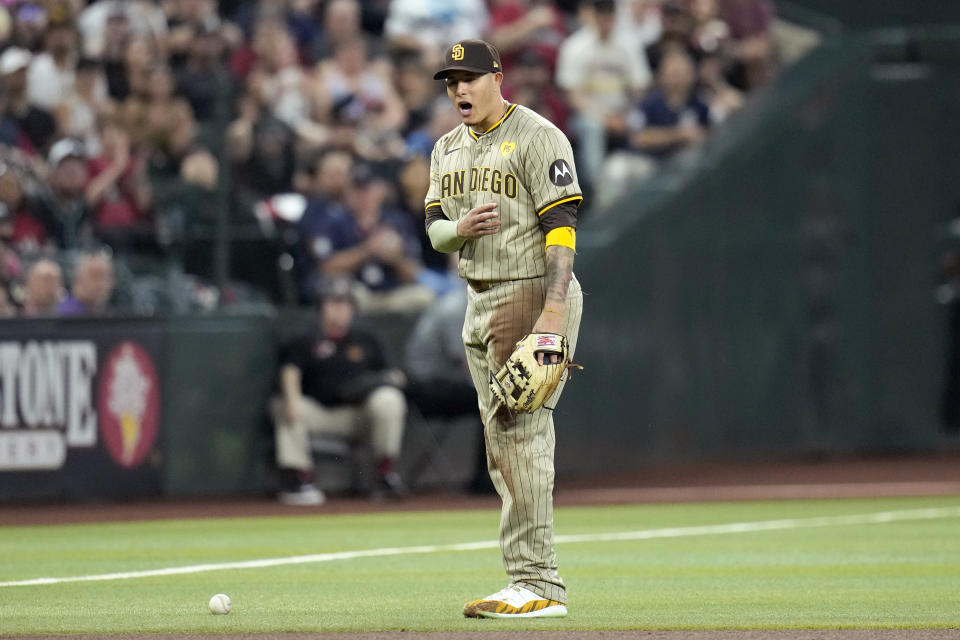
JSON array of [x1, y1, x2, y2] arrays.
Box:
[[426, 219, 466, 254]]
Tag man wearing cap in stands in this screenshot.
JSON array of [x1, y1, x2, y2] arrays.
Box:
[[0, 46, 57, 153]]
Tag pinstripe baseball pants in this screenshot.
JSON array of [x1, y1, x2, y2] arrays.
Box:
[[462, 274, 583, 604]]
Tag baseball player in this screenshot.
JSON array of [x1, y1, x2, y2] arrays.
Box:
[[425, 39, 583, 619]]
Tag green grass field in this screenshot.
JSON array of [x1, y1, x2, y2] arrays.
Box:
[[2, 496, 959, 634]]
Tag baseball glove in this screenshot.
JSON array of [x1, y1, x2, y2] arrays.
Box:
[[489, 333, 582, 413]]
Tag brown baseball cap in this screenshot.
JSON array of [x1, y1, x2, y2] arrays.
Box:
[[434, 39, 502, 80]]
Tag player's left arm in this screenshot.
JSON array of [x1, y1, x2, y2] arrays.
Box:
[[530, 125, 581, 344], [532, 244, 575, 341]]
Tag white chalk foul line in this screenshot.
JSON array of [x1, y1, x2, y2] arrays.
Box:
[[2, 506, 959, 588]]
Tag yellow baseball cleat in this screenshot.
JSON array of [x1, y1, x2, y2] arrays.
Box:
[[463, 584, 568, 619]]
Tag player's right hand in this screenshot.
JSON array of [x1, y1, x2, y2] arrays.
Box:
[[457, 202, 501, 239]]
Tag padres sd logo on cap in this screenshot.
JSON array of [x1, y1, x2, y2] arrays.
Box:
[[434, 39, 503, 80]]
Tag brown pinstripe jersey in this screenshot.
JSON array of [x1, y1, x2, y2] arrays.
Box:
[[425, 103, 582, 282]]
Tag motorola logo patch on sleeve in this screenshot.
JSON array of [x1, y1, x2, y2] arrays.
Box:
[[549, 159, 574, 186]]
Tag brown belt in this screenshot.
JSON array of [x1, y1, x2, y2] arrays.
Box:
[[467, 279, 495, 292], [467, 275, 544, 292]]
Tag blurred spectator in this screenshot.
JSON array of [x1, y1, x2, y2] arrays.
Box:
[[29, 138, 95, 250], [487, 0, 566, 76], [0, 202, 23, 304], [686, 0, 744, 123], [404, 95, 461, 158], [502, 49, 569, 133], [271, 274, 409, 505], [350, 0, 392, 36], [178, 148, 218, 192], [396, 154, 456, 296], [240, 18, 320, 144], [58, 249, 115, 315], [0, 47, 58, 155], [313, 36, 407, 163], [717, 0, 776, 90], [309, 0, 382, 65], [556, 0, 652, 189], [644, 0, 697, 73], [384, 0, 489, 65], [0, 7, 11, 46], [175, 22, 234, 131], [231, 0, 319, 56], [20, 257, 63, 315], [9, 2, 49, 52], [404, 284, 494, 494], [297, 148, 355, 207], [616, 0, 664, 49], [393, 50, 440, 139], [628, 49, 710, 159], [165, 0, 242, 69], [594, 48, 709, 209], [27, 14, 81, 112], [0, 153, 49, 251], [86, 116, 154, 250], [227, 92, 298, 204], [0, 280, 14, 317], [97, 7, 134, 100], [123, 35, 164, 99], [54, 57, 112, 156], [355, 0, 392, 35], [120, 63, 197, 172], [690, 0, 732, 57], [229, 13, 286, 80], [78, 0, 168, 61], [699, 49, 743, 124], [293, 147, 355, 302], [310, 161, 432, 313]]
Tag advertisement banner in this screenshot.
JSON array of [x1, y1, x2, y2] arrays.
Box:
[[0, 318, 165, 502]]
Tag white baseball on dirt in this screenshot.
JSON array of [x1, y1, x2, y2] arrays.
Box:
[[209, 593, 231, 615]]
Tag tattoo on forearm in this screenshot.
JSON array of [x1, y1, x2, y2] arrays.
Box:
[[544, 246, 574, 308]]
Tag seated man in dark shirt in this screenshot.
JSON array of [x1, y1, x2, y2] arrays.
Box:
[[307, 161, 433, 313], [629, 48, 711, 160], [271, 275, 408, 505]]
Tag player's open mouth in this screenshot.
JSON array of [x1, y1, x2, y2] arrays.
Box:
[[458, 102, 473, 117]]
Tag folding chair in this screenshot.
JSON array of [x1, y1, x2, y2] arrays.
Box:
[[402, 404, 466, 489], [308, 432, 365, 495]]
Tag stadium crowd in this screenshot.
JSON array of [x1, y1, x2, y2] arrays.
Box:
[[0, 0, 794, 318]]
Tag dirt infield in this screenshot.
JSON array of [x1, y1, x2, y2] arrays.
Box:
[[3, 450, 960, 526], [3, 451, 959, 640]]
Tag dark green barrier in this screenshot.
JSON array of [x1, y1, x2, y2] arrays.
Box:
[[161, 313, 277, 495], [783, 0, 960, 29], [559, 34, 960, 473]]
